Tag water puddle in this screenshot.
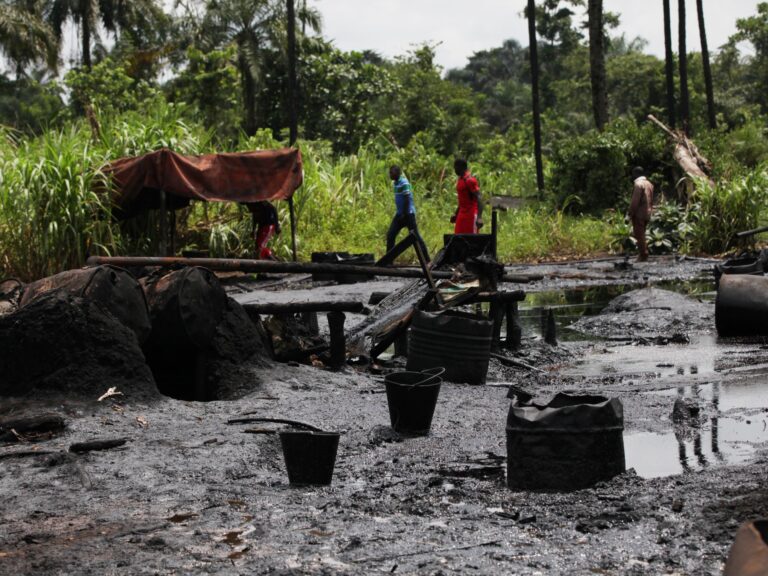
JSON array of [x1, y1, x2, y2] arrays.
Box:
[[524, 278, 768, 478], [519, 278, 715, 342], [625, 381, 768, 478]]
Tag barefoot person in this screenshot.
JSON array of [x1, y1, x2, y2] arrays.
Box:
[[628, 166, 654, 262]]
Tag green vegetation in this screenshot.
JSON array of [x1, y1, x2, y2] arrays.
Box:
[[3, 1, 768, 281]]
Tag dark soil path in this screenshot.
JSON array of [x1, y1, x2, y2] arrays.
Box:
[[1, 255, 766, 575]]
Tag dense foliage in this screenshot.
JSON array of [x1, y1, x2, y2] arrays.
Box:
[[2, 0, 768, 280]]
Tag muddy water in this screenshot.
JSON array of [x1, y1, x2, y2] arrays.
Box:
[[519, 278, 715, 341], [624, 380, 768, 478], [521, 277, 768, 479]]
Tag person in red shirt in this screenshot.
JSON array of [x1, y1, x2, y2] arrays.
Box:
[[246, 201, 281, 259], [451, 158, 484, 234]]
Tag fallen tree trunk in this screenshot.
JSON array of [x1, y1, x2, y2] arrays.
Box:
[[69, 438, 128, 453], [648, 114, 715, 187]]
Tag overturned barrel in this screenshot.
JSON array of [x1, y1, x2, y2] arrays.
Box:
[[141, 266, 227, 351], [716, 275, 768, 337], [20, 266, 151, 344], [406, 310, 492, 385], [506, 393, 625, 491]]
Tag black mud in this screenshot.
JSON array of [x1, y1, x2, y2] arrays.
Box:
[[1, 255, 766, 576]]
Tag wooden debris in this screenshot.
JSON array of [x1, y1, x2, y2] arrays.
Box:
[[69, 438, 129, 454]]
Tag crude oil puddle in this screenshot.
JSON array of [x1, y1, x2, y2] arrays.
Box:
[[562, 335, 768, 380], [519, 279, 714, 342], [525, 278, 768, 478], [625, 381, 768, 478]]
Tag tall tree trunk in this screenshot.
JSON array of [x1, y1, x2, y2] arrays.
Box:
[[81, 10, 92, 69], [663, 0, 676, 128], [527, 0, 545, 197], [678, 0, 690, 134], [286, 0, 299, 263], [697, 0, 716, 129], [287, 0, 298, 146], [588, 0, 608, 130], [239, 50, 256, 136]]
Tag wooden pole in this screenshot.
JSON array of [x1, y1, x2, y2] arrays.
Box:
[[327, 311, 346, 369], [242, 301, 365, 315], [505, 301, 522, 351], [159, 190, 167, 256]]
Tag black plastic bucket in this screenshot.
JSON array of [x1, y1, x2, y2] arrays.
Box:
[[506, 392, 625, 491], [279, 431, 340, 486], [384, 367, 444, 435]]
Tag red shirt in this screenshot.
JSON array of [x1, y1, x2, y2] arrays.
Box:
[[456, 171, 479, 215]]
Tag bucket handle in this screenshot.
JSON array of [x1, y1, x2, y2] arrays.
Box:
[[403, 367, 445, 388], [421, 367, 445, 379]]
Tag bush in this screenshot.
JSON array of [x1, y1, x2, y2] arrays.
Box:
[[549, 118, 668, 213], [550, 129, 628, 212]]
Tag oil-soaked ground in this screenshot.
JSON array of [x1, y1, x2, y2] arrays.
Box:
[[2, 255, 768, 575]]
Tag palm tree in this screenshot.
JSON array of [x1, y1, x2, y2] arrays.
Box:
[[587, 0, 608, 130], [678, 0, 690, 133], [526, 0, 545, 196], [48, 0, 163, 69], [202, 0, 320, 136], [662, 0, 676, 128], [696, 0, 716, 129], [0, 1, 58, 77]]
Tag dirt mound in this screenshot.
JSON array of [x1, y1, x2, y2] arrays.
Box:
[[204, 298, 272, 400], [0, 293, 158, 400], [571, 287, 713, 339]]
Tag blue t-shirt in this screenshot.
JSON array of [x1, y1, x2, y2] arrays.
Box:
[[393, 175, 416, 216]]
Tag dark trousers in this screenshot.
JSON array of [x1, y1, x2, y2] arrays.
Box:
[[386, 212, 429, 260]]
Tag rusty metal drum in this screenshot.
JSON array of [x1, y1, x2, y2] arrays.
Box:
[[19, 266, 151, 343], [716, 274, 768, 337]]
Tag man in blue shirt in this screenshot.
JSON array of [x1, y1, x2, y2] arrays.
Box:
[[387, 165, 429, 259]]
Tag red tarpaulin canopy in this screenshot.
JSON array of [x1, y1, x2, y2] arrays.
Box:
[[103, 147, 303, 218]]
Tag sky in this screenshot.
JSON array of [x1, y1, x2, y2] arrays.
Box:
[[312, 0, 761, 71]]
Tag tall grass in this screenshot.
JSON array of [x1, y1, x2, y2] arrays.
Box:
[[0, 103, 214, 281], [688, 169, 768, 254], [5, 105, 761, 281]]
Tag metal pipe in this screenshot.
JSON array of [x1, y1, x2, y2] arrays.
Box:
[[85, 255, 537, 284]]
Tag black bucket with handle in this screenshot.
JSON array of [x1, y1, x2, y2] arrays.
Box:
[[384, 367, 444, 436], [279, 430, 340, 486]]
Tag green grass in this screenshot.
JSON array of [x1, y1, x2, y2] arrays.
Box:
[[0, 106, 760, 281]]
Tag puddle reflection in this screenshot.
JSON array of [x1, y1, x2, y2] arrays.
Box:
[[625, 383, 768, 478], [518, 279, 715, 342]]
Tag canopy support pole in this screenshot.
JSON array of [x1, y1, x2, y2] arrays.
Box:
[[170, 207, 176, 256], [288, 197, 297, 262], [159, 189, 167, 256]]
